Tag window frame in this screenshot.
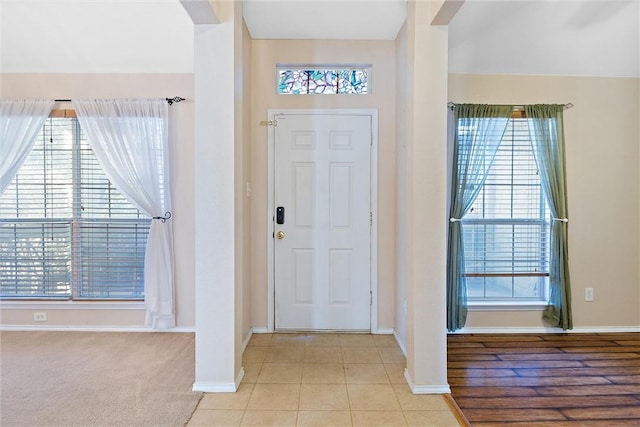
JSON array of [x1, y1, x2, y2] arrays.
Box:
[[276, 64, 371, 95], [0, 116, 150, 301], [459, 116, 552, 309]]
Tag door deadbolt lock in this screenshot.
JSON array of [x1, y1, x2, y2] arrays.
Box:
[[276, 206, 285, 224], [276, 231, 285, 240]]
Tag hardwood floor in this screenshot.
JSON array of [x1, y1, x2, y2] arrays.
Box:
[[447, 332, 640, 426]]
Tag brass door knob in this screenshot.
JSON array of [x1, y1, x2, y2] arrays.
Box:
[[276, 231, 285, 240]]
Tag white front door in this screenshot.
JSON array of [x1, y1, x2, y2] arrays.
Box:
[[274, 112, 372, 331]]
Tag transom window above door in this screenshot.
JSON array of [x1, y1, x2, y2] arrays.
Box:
[[277, 66, 369, 95]]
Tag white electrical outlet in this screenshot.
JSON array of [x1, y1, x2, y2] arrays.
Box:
[[585, 288, 594, 302], [33, 312, 47, 322]]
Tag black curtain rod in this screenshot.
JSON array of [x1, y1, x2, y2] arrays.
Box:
[[53, 97, 185, 105], [447, 102, 573, 111], [166, 97, 185, 105]]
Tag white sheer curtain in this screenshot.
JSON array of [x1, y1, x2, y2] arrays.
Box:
[[74, 99, 175, 329], [0, 99, 54, 194]]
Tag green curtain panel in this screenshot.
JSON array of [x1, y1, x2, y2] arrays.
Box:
[[525, 105, 573, 330], [446, 104, 513, 332]]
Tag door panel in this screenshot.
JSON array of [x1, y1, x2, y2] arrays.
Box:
[[274, 113, 371, 331]]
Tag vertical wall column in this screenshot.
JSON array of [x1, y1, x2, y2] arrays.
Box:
[[191, 1, 244, 392], [403, 0, 450, 394]]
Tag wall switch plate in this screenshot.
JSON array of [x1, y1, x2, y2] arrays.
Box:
[[585, 288, 594, 302], [33, 312, 47, 322]]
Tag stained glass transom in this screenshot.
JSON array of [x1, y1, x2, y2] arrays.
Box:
[[278, 68, 368, 95]]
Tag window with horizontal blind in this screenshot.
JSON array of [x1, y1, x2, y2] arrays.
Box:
[[462, 118, 550, 302], [0, 117, 150, 299]]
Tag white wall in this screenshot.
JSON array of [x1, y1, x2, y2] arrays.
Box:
[[400, 0, 449, 392], [241, 20, 253, 345], [394, 21, 408, 349], [191, 0, 248, 391], [449, 73, 640, 329]]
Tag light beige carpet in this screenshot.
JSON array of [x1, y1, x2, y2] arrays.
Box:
[[0, 331, 202, 427]]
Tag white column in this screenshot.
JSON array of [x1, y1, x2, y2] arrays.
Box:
[[403, 0, 450, 394], [191, 1, 243, 392]]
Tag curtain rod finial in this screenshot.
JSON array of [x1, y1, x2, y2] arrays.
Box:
[[166, 97, 185, 105]]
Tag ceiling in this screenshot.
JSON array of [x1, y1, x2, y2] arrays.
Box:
[[242, 0, 407, 40], [0, 0, 194, 74], [0, 0, 638, 77], [448, 0, 639, 78]]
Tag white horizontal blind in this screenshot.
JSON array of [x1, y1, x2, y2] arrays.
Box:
[[0, 221, 72, 298], [0, 119, 73, 297], [462, 118, 551, 301], [0, 117, 150, 299], [74, 125, 149, 299]]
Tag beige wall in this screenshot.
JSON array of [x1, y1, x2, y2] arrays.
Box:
[[3, 62, 637, 334], [249, 40, 397, 330], [449, 73, 640, 329], [0, 73, 196, 329]]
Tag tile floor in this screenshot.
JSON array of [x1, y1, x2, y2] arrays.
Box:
[[187, 333, 461, 426]]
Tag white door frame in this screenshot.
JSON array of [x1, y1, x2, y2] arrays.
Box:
[[266, 108, 379, 333]]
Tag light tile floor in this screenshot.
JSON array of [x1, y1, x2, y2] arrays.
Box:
[[187, 333, 461, 427]]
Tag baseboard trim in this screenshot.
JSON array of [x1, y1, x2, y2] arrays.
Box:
[[235, 367, 245, 390], [0, 325, 195, 333], [191, 366, 244, 393], [375, 328, 394, 335], [404, 368, 451, 394], [452, 326, 640, 334], [251, 327, 270, 334], [241, 329, 253, 353], [192, 383, 236, 392], [393, 330, 407, 356], [0, 301, 145, 310]]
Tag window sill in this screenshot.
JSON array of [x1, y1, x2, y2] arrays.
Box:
[[468, 301, 548, 311], [0, 300, 145, 310]]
